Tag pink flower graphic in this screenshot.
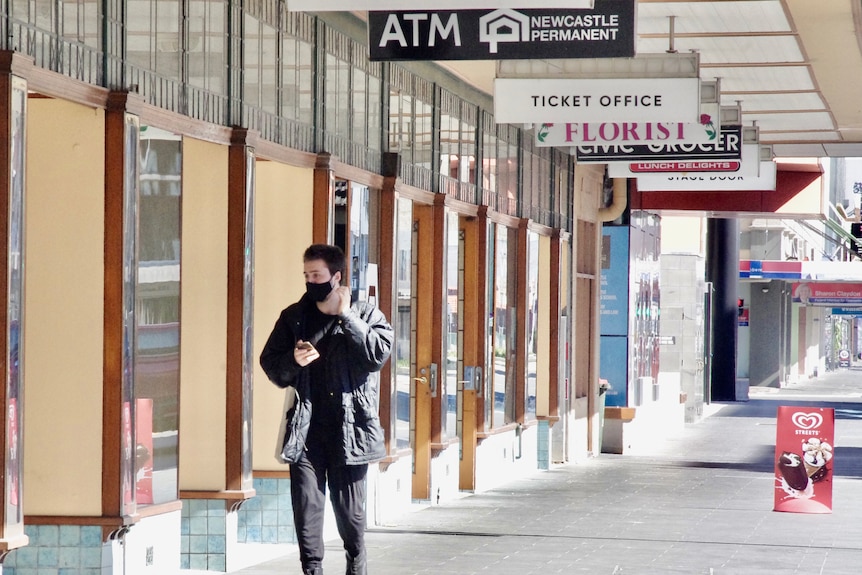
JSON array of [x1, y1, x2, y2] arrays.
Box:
[[700, 114, 716, 140], [537, 123, 553, 143]]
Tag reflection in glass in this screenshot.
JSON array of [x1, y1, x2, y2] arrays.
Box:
[[349, 183, 370, 303], [241, 148, 255, 490], [126, 0, 181, 81], [503, 226, 518, 424], [121, 115, 140, 516], [526, 232, 539, 421], [493, 223, 508, 427], [394, 198, 412, 449], [5, 77, 26, 531], [486, 223, 517, 428], [282, 25, 314, 126], [484, 223, 495, 430], [443, 211, 459, 440], [135, 126, 181, 505], [188, 0, 228, 97]]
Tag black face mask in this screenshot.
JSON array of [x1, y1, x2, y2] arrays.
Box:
[[306, 280, 334, 302]]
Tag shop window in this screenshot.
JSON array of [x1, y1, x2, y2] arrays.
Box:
[[486, 223, 517, 428], [442, 211, 460, 440], [244, 14, 278, 115], [394, 198, 413, 449], [134, 127, 182, 506], [188, 0, 229, 98], [126, 0, 181, 81], [526, 231, 539, 420], [5, 78, 26, 532]]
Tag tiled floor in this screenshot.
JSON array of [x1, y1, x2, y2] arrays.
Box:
[[234, 370, 862, 575]]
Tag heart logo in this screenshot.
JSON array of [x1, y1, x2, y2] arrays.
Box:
[[791, 412, 823, 430]]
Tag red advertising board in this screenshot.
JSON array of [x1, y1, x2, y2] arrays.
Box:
[[774, 406, 834, 513]]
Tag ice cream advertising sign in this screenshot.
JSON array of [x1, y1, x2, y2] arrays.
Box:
[[774, 406, 834, 514]]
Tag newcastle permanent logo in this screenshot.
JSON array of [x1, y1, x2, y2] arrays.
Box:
[[368, 0, 635, 61], [479, 9, 530, 54]]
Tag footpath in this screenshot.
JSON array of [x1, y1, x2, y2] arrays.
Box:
[[236, 370, 862, 574]]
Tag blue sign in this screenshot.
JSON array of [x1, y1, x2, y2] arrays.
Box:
[[749, 260, 763, 278], [600, 335, 628, 407], [831, 307, 862, 316], [600, 226, 630, 336]]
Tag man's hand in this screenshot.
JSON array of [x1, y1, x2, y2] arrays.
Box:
[[317, 285, 351, 316], [294, 340, 320, 366]]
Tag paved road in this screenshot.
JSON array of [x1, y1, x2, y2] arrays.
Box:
[[236, 370, 862, 574]]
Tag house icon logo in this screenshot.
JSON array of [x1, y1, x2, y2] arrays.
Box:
[[479, 9, 530, 54]]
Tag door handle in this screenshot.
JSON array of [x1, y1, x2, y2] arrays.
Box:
[[413, 376, 428, 384]]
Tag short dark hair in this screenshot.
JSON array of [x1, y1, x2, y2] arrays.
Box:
[[303, 244, 346, 276]]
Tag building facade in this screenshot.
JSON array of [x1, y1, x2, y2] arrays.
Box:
[[0, 6, 604, 573]]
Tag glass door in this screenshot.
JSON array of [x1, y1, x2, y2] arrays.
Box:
[[394, 197, 413, 452], [443, 211, 460, 442]]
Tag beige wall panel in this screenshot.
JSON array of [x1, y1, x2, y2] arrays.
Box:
[[179, 138, 229, 490], [24, 99, 105, 515], [777, 178, 822, 216], [536, 235, 551, 416], [252, 162, 314, 471], [573, 163, 603, 222], [662, 217, 705, 256]]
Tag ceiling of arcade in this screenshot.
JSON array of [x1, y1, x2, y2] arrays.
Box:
[[429, 0, 862, 158]]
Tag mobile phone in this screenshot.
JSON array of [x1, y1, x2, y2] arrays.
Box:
[[295, 341, 314, 351]]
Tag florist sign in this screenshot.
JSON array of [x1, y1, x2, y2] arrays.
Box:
[[535, 114, 717, 147]]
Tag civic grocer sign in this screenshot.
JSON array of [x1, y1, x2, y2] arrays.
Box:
[[576, 125, 743, 163]]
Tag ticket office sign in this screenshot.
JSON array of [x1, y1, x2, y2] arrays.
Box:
[[493, 77, 701, 124], [774, 406, 834, 514]]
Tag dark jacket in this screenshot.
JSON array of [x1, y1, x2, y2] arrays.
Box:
[[260, 294, 393, 465]]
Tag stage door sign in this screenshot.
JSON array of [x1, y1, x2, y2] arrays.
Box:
[[774, 406, 834, 514]]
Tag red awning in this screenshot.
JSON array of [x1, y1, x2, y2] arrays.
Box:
[[629, 162, 823, 216]]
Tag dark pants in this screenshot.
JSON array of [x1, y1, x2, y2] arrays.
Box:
[[290, 446, 368, 575]]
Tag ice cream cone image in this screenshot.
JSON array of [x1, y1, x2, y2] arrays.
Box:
[[803, 459, 825, 479], [801, 438, 832, 482]]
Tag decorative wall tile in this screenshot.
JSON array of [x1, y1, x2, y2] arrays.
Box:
[[237, 477, 297, 544], [4, 525, 102, 574]]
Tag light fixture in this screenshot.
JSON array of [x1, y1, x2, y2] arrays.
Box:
[[761, 286, 770, 293]]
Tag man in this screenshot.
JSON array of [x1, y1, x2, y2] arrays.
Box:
[[260, 244, 393, 575]]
